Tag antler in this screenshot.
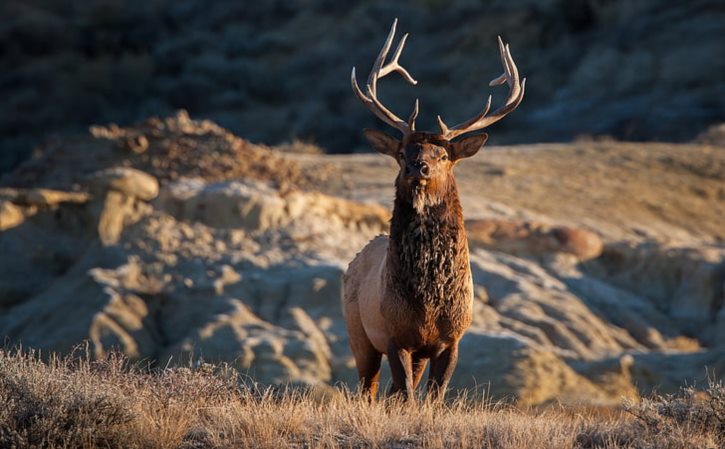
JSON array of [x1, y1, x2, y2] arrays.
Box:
[[437, 36, 526, 141], [351, 19, 419, 138]]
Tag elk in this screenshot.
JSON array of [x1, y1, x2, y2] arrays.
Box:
[[342, 19, 525, 400]]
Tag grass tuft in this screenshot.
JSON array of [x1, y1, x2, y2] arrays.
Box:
[[0, 348, 721, 448]]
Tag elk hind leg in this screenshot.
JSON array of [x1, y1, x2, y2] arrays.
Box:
[[354, 345, 382, 400], [345, 300, 382, 399]]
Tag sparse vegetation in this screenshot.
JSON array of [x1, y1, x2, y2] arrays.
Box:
[[0, 349, 721, 449], [2, 1, 724, 173]]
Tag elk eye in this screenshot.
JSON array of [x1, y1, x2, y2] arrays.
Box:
[[441, 154, 448, 161]]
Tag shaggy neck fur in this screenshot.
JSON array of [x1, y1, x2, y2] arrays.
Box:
[[388, 175, 470, 315]]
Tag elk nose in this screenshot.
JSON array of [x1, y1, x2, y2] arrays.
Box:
[[407, 161, 431, 179], [419, 162, 430, 177]]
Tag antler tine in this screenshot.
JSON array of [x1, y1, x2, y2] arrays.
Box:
[[367, 18, 397, 96], [378, 33, 418, 85], [437, 95, 492, 137], [351, 68, 399, 130], [438, 36, 526, 140], [408, 98, 419, 132], [490, 38, 518, 87], [351, 19, 419, 137], [366, 85, 409, 130]]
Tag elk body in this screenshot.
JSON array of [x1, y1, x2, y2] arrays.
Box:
[[342, 20, 525, 400]]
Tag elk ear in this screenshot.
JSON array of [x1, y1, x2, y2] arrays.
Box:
[[450, 133, 488, 162], [363, 129, 400, 158]]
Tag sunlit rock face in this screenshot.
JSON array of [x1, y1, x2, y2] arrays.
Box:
[[0, 113, 723, 405]]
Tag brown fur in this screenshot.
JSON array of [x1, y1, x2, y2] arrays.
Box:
[[346, 22, 525, 401], [343, 131, 485, 400]]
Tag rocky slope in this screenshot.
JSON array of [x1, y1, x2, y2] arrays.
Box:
[[1, 112, 723, 405], [2, 0, 724, 173]]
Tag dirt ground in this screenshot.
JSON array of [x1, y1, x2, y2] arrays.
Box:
[[291, 141, 725, 244]]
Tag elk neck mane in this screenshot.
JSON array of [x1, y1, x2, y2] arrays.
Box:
[[386, 175, 470, 314]]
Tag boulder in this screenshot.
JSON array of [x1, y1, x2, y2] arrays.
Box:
[[466, 219, 603, 261], [88, 167, 159, 201], [86, 168, 158, 245]]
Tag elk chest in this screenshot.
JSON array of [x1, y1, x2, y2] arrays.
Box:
[[384, 201, 473, 349]]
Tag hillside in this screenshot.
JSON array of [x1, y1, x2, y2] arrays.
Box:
[[1, 112, 723, 407], [2, 0, 724, 172]]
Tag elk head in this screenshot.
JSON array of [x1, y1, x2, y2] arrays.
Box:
[[352, 19, 525, 211]]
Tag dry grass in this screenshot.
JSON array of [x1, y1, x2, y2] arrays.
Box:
[[0, 348, 722, 449]]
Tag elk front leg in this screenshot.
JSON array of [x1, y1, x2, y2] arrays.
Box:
[[411, 353, 428, 390], [387, 343, 414, 400], [426, 342, 459, 400]]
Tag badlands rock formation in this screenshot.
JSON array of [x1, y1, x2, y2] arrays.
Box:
[[0, 112, 722, 405]]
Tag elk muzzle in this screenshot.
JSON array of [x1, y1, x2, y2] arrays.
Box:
[[406, 160, 431, 179]]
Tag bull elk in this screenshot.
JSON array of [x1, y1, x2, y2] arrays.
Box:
[[342, 19, 525, 400]]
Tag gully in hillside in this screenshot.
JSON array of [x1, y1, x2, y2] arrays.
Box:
[[342, 19, 526, 400]]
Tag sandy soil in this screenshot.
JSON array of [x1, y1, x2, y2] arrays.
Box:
[[290, 142, 725, 244]]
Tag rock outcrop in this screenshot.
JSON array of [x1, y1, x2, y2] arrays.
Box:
[[466, 219, 604, 261], [88, 167, 159, 245], [0, 114, 722, 405]]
